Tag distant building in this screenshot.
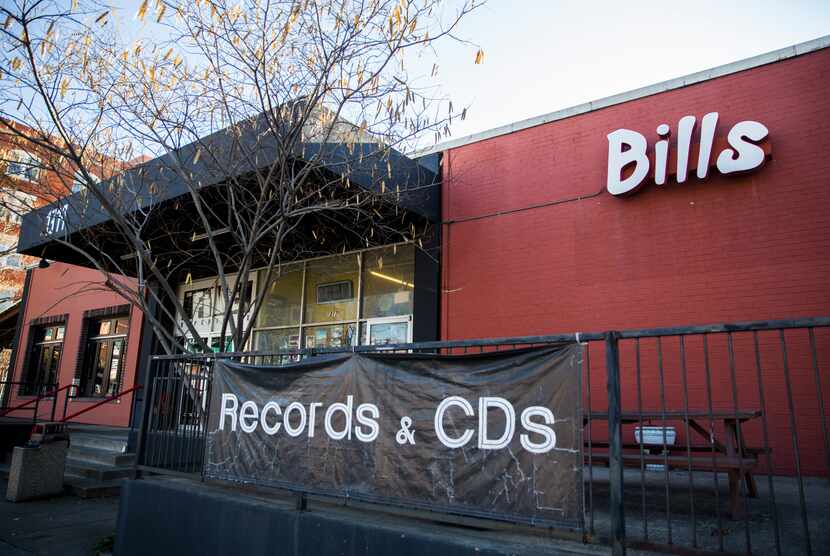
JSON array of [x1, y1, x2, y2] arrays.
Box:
[[0, 119, 141, 418]]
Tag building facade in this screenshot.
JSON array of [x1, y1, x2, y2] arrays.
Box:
[[435, 38, 830, 475], [3, 262, 143, 426], [177, 243, 418, 353], [9, 36, 830, 474]]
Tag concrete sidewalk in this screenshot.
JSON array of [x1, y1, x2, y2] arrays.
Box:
[[0, 479, 118, 555]]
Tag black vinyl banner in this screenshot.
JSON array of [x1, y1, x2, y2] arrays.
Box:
[[204, 344, 583, 526]]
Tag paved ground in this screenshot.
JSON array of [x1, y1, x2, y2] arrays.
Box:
[[586, 467, 830, 555], [0, 479, 118, 555]]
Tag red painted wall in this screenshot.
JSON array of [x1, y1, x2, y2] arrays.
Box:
[[6, 262, 143, 426], [441, 48, 830, 474]]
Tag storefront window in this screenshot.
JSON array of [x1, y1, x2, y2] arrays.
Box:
[[79, 316, 129, 397], [360, 319, 410, 346], [214, 281, 253, 317], [256, 328, 300, 351], [183, 287, 212, 320], [209, 337, 234, 353], [304, 255, 358, 323], [304, 323, 356, 349], [362, 245, 414, 318], [219, 244, 416, 352], [257, 265, 303, 327], [21, 324, 65, 396]]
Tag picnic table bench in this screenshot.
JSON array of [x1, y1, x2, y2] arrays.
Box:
[[583, 410, 765, 518]]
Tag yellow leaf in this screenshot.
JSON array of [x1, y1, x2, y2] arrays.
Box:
[[137, 0, 149, 22], [163, 47, 173, 61], [156, 4, 166, 22], [11, 58, 21, 71], [60, 77, 69, 98], [185, 272, 192, 285], [474, 48, 484, 65]]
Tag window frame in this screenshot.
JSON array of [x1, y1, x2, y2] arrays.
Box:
[[20, 322, 66, 396], [4, 149, 41, 182], [77, 314, 130, 398], [315, 280, 354, 304], [250, 243, 415, 352]]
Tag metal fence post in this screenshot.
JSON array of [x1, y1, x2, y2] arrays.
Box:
[[605, 331, 626, 556], [134, 357, 158, 467]]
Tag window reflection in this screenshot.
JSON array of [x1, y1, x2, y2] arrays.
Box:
[[183, 287, 212, 320], [304, 323, 355, 349], [256, 329, 300, 351], [252, 245, 415, 351], [304, 255, 358, 323], [80, 316, 129, 397], [257, 265, 303, 327], [21, 324, 65, 395], [362, 245, 414, 318]]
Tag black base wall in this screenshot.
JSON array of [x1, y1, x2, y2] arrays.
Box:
[[115, 479, 576, 556]]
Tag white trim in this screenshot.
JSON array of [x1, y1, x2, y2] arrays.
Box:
[[88, 334, 128, 341], [364, 315, 413, 347], [415, 34, 830, 156]]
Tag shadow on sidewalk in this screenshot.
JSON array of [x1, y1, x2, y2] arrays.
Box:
[[0, 478, 118, 555]]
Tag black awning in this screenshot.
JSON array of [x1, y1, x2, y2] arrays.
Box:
[[18, 114, 440, 267]]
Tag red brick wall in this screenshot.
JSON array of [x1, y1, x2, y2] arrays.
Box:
[[5, 262, 143, 426], [441, 48, 830, 475]]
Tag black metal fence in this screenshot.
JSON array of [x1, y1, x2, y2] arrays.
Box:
[[136, 317, 830, 556]]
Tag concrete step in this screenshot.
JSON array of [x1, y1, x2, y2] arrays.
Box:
[[1, 457, 126, 499], [69, 433, 129, 454], [67, 445, 136, 467], [64, 459, 136, 482], [63, 473, 123, 498]]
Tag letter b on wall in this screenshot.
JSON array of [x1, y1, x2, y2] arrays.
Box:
[[607, 129, 650, 196]]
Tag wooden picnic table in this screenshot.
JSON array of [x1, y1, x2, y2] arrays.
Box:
[[583, 410, 765, 518]]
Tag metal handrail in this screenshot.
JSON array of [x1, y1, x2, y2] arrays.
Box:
[[0, 383, 71, 418], [60, 384, 142, 423]]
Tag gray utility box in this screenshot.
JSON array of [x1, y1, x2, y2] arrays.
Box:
[[6, 423, 69, 502]]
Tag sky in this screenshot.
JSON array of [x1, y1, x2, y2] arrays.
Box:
[[110, 0, 830, 145], [427, 0, 830, 141]]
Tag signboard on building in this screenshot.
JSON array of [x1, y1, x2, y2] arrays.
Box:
[[204, 344, 583, 526], [606, 112, 772, 196]]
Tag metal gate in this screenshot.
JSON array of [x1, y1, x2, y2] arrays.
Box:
[[135, 317, 830, 555]]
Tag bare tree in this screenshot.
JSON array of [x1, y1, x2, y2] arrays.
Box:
[[0, 0, 481, 353]]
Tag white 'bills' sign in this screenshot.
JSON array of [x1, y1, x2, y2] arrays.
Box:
[[606, 112, 771, 196]]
